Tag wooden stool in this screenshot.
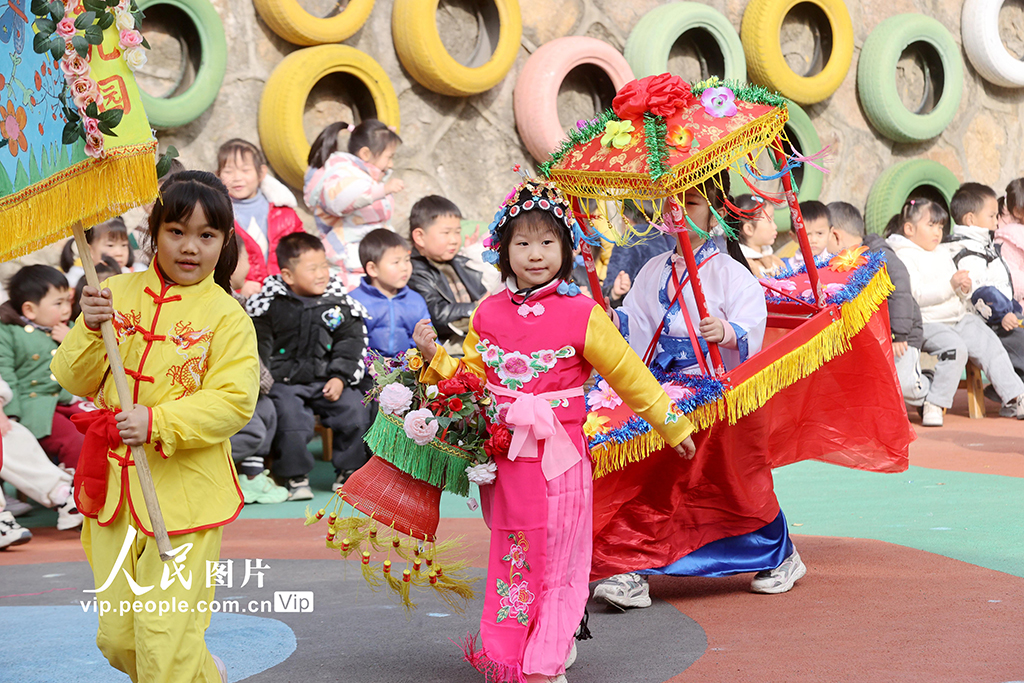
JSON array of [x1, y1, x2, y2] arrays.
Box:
[[960, 360, 986, 419], [314, 417, 333, 461]]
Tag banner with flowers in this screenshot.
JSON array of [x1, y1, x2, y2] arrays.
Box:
[[0, 0, 157, 262]]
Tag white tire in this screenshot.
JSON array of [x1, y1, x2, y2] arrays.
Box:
[[962, 0, 1024, 88]]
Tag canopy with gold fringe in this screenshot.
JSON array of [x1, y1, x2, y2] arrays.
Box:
[[584, 247, 911, 478]]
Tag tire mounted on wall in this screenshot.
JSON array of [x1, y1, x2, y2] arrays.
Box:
[[864, 159, 960, 235], [136, 0, 227, 129], [392, 0, 521, 97], [857, 14, 964, 143], [258, 45, 400, 189], [252, 0, 374, 47], [961, 0, 1024, 88], [740, 0, 854, 105], [624, 2, 746, 82], [514, 36, 634, 163]]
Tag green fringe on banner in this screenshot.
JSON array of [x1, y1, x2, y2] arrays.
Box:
[[363, 412, 476, 497]]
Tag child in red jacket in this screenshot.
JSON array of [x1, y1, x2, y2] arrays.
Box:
[[218, 139, 305, 297]]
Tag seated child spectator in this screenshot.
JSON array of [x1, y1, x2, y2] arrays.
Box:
[[217, 138, 305, 297], [0, 265, 85, 466], [0, 371, 83, 530], [887, 198, 1024, 425], [947, 182, 1024, 383], [831, 202, 929, 407], [407, 196, 487, 349], [733, 195, 786, 278], [60, 217, 136, 289], [602, 199, 676, 306], [303, 120, 405, 285], [247, 233, 372, 498], [785, 200, 832, 269], [229, 285, 287, 505], [349, 228, 430, 357], [71, 255, 120, 322], [995, 178, 1024, 306]]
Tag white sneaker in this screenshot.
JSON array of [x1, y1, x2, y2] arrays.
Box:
[[287, 478, 314, 501], [1015, 394, 1024, 420], [0, 510, 32, 549], [212, 654, 227, 683], [564, 640, 577, 669], [750, 549, 807, 594], [921, 402, 943, 427], [55, 498, 83, 531], [593, 573, 651, 609]]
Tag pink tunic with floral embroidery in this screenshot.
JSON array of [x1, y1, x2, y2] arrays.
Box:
[[423, 279, 693, 682]]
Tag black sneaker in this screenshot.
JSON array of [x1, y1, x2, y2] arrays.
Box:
[[286, 477, 314, 501]]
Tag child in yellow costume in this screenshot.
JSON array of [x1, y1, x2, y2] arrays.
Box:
[[52, 171, 259, 683]]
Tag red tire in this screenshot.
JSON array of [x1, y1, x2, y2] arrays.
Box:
[[514, 36, 635, 163]]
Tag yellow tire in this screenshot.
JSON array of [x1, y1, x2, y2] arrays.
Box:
[[258, 45, 400, 189], [740, 0, 853, 105], [392, 0, 522, 97], [252, 0, 375, 46]]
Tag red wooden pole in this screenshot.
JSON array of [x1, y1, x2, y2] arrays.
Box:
[[771, 140, 823, 308], [569, 197, 608, 310]]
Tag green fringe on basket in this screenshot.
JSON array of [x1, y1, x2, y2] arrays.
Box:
[[363, 412, 476, 497]]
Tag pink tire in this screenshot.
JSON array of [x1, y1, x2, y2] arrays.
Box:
[[514, 36, 635, 163]]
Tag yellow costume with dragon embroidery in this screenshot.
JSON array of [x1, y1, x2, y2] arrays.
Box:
[[51, 262, 258, 683]]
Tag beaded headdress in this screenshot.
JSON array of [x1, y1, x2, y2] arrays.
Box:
[[482, 165, 598, 266]]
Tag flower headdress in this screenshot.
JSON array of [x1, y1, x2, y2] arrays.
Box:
[[482, 165, 598, 266]]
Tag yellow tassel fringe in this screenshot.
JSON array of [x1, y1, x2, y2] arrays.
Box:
[[592, 267, 894, 478], [0, 142, 159, 262]]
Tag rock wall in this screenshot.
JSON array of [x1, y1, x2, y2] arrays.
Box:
[[144, 0, 1024, 232]]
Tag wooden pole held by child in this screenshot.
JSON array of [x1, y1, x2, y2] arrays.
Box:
[[72, 220, 174, 562]]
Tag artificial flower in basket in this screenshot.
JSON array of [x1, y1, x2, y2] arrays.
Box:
[[305, 348, 502, 612]]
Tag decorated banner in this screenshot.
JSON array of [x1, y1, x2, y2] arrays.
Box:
[[0, 0, 158, 262]]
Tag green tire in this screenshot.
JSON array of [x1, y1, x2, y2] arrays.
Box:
[[774, 99, 823, 232], [864, 159, 960, 235], [624, 2, 746, 82], [857, 14, 963, 143], [137, 0, 227, 129]]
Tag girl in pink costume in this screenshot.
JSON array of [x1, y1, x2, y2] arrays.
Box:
[[414, 177, 695, 683]]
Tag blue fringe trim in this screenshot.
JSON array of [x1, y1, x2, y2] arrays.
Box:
[[586, 368, 725, 450], [762, 250, 887, 307]]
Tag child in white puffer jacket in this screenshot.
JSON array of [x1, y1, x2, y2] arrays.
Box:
[[886, 197, 1024, 426]]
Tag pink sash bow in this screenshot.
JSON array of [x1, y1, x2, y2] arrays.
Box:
[[486, 382, 584, 481]]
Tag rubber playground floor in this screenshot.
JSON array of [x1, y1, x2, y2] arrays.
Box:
[[2, 388, 1023, 683]]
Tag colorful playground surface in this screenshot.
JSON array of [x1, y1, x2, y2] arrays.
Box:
[[2, 388, 1022, 683]]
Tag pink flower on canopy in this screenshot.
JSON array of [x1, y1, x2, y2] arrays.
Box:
[[701, 86, 738, 118], [589, 379, 623, 410], [82, 116, 101, 138]]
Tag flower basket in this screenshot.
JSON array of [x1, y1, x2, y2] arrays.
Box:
[[339, 455, 442, 541]]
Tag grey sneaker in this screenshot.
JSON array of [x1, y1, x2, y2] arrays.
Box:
[[1015, 394, 1024, 420], [593, 572, 651, 609], [331, 469, 356, 492], [287, 477, 314, 501], [0, 510, 32, 549], [750, 549, 807, 594]]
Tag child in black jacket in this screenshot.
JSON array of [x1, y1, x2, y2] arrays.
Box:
[[248, 233, 371, 498]]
